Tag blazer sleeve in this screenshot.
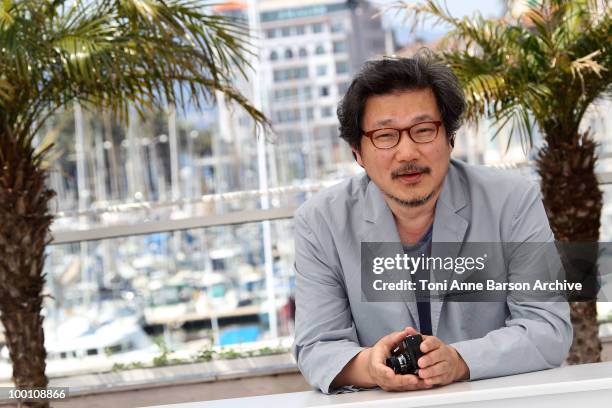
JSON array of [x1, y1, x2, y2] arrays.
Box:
[[450, 181, 573, 380], [291, 210, 365, 394]]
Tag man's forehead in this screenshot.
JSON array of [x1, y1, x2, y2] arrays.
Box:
[[374, 114, 436, 127]]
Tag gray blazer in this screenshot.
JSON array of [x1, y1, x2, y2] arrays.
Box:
[[292, 159, 572, 394]]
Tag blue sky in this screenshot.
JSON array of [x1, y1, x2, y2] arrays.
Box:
[[371, 0, 505, 45], [372, 0, 504, 19]]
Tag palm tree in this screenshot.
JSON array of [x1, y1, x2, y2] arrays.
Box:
[[391, 0, 611, 363], [0, 0, 266, 405]]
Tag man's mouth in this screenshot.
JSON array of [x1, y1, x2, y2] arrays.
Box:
[[392, 166, 430, 183], [397, 172, 423, 183]]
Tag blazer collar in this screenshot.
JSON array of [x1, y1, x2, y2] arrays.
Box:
[[363, 176, 389, 225], [436, 159, 468, 215]]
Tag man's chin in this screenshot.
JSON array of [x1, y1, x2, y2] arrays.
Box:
[[386, 191, 434, 207]]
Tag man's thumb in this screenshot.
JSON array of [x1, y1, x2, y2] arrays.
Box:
[[383, 326, 417, 347]]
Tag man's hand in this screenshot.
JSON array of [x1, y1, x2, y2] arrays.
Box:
[[364, 326, 433, 391], [417, 335, 470, 386], [331, 326, 432, 391]]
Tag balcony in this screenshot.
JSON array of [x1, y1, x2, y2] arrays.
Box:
[[0, 170, 611, 407]]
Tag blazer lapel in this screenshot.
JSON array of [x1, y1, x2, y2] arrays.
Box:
[[430, 162, 469, 336], [362, 179, 420, 327]]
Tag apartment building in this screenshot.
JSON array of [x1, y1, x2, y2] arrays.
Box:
[[215, 0, 387, 191]]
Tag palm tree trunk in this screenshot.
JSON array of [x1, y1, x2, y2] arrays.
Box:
[[0, 130, 54, 407], [536, 132, 602, 364]]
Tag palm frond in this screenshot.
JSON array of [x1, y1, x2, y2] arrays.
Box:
[[0, 0, 14, 28], [0, 0, 269, 150], [388, 0, 611, 148]]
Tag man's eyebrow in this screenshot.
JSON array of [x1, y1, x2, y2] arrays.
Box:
[[374, 118, 394, 126]]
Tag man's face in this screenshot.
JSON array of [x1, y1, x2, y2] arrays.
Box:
[[353, 88, 452, 207]]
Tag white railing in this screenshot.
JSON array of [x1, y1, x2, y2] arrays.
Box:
[[49, 169, 612, 245]]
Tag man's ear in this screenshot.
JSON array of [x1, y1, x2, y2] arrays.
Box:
[[352, 148, 364, 168]]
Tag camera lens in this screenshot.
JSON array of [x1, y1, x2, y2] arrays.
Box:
[[386, 353, 414, 374], [385, 334, 423, 375], [386, 356, 400, 374]]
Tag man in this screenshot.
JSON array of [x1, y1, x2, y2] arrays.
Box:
[[292, 54, 572, 394]]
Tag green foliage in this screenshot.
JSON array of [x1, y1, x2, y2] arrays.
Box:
[[194, 345, 215, 362], [391, 0, 611, 148], [152, 336, 172, 366], [110, 342, 290, 372], [253, 345, 287, 356], [0, 0, 269, 157], [152, 353, 169, 367], [112, 361, 145, 372], [217, 348, 241, 360]]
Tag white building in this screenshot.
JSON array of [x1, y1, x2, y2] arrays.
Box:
[[215, 0, 388, 190]]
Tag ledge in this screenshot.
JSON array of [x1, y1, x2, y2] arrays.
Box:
[[0, 353, 298, 402]]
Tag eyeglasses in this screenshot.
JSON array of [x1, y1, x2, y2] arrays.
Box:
[[362, 121, 443, 149]]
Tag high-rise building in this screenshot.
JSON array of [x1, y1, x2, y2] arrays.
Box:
[[215, 0, 388, 191]]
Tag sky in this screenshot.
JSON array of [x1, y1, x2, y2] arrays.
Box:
[[371, 0, 506, 45], [372, 0, 504, 20]]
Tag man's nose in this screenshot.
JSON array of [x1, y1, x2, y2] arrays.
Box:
[[394, 130, 420, 161]]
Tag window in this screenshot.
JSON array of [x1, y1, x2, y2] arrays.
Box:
[[274, 109, 302, 123], [317, 65, 327, 76], [281, 26, 291, 37], [301, 86, 312, 100], [108, 344, 122, 354], [312, 23, 323, 33], [331, 21, 344, 33], [273, 88, 291, 101], [273, 66, 309, 82], [284, 48, 293, 59], [298, 47, 307, 57], [307, 107, 314, 120], [269, 50, 278, 61], [335, 61, 349, 74], [273, 69, 287, 82], [265, 29, 277, 39], [279, 130, 297, 144], [333, 40, 346, 54], [321, 106, 333, 118], [320, 86, 329, 97], [296, 67, 308, 80], [296, 25, 305, 35], [273, 87, 311, 101], [315, 45, 325, 55]]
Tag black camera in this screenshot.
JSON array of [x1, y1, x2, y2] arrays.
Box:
[[385, 334, 424, 375]]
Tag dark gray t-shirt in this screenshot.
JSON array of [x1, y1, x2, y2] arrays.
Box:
[[402, 225, 433, 335]]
